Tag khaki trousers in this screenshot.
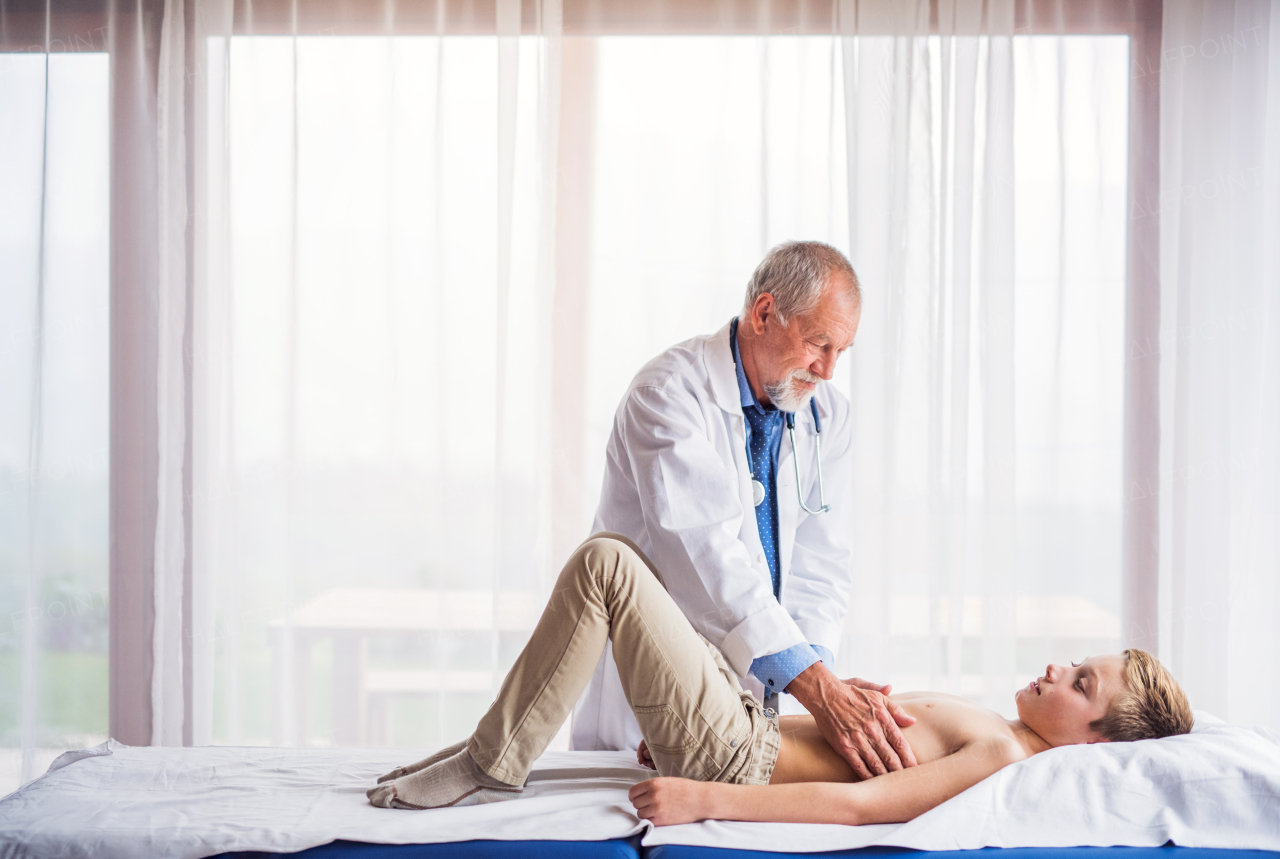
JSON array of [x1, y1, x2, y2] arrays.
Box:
[[466, 534, 781, 787]]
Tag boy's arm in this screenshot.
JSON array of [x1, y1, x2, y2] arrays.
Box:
[[629, 737, 1022, 827]]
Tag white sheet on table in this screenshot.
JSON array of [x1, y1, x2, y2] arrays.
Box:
[[0, 712, 1277, 859], [0, 745, 649, 859]]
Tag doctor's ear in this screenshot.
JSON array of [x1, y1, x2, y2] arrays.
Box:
[[746, 293, 777, 335]]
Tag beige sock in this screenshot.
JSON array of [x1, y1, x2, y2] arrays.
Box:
[[366, 749, 523, 810], [376, 739, 468, 784]]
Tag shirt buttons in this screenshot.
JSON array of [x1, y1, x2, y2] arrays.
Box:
[[730, 739, 738, 748]]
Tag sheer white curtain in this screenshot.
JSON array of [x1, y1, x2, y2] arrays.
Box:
[[839, 19, 1131, 715], [21, 0, 1280, 788], [165, 0, 565, 747], [85, 0, 1166, 756], [5, 0, 1270, 766], [1158, 0, 1280, 729], [837, 4, 1023, 712], [571, 7, 1130, 722], [0, 42, 111, 789]]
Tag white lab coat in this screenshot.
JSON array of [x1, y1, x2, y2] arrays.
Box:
[[570, 319, 854, 751]]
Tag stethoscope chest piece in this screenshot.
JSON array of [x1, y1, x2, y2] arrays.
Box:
[[751, 478, 766, 507]]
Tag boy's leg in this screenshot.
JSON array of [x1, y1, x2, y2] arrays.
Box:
[[369, 534, 758, 808], [470, 533, 754, 784]]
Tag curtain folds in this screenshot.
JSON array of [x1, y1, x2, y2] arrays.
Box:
[[139, 0, 1146, 745], [169, 0, 566, 747], [838, 0, 1024, 711], [1, 2, 112, 790], [1158, 0, 1280, 729], [153, 0, 190, 749], [9, 0, 1279, 779]]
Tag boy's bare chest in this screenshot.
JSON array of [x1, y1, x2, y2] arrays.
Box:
[[894, 693, 1007, 764]]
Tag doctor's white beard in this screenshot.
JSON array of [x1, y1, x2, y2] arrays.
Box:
[[765, 368, 821, 413]]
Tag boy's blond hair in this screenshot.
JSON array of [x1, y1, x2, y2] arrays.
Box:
[[1090, 648, 1194, 741]]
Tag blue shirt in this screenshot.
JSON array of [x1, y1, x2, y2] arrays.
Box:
[[730, 319, 831, 700]]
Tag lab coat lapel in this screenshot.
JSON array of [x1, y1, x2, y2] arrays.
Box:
[[734, 424, 766, 564], [704, 320, 768, 571], [704, 320, 742, 415]]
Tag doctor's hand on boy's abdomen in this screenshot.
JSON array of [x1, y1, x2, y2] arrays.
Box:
[[631, 692, 1000, 786], [769, 693, 991, 784]]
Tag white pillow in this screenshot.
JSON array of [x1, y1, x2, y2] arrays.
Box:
[[906, 712, 1280, 850]]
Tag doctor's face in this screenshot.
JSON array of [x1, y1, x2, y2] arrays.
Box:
[[746, 277, 860, 412]]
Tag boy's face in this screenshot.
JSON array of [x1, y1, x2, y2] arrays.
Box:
[[1014, 654, 1127, 746]]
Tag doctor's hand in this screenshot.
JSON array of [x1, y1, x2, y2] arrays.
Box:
[[843, 676, 896, 696], [785, 662, 918, 780]]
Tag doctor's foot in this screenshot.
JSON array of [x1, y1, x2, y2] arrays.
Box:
[[376, 739, 469, 784], [366, 749, 523, 810]]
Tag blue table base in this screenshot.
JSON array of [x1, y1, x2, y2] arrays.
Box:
[[217, 838, 641, 859], [217, 843, 1276, 859]]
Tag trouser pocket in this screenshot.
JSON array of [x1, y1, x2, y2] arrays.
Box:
[[633, 702, 747, 781], [713, 695, 780, 785]]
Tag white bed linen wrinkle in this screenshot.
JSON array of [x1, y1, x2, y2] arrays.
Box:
[[0, 715, 1278, 859]]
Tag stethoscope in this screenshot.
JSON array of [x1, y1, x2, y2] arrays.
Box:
[[744, 397, 830, 516]]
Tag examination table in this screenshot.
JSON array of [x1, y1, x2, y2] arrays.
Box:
[[1, 713, 1276, 859]]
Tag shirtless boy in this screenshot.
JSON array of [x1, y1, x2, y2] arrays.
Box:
[[368, 535, 1193, 825]]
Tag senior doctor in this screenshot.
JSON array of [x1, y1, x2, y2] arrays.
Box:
[[571, 241, 917, 778]]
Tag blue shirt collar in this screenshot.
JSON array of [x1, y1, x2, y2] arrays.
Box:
[[730, 317, 776, 417]]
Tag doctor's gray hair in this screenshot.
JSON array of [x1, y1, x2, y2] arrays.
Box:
[[742, 241, 861, 327]]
